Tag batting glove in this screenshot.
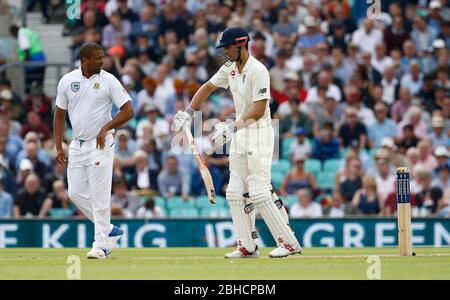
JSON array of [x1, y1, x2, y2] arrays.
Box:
[[212, 122, 236, 146], [173, 108, 194, 132]]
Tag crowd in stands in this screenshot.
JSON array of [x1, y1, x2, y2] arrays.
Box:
[[0, 0, 449, 219]]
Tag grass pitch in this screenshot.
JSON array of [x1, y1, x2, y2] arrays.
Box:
[[0, 247, 449, 280]]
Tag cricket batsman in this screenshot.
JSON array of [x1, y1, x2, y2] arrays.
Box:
[[54, 42, 133, 259], [174, 27, 302, 258]]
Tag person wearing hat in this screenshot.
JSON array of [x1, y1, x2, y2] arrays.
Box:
[[0, 89, 13, 114], [297, 15, 325, 52], [136, 102, 169, 151], [379, 137, 408, 169], [173, 27, 301, 258], [137, 76, 158, 117], [434, 146, 450, 175], [431, 163, 450, 192], [288, 127, 312, 159], [327, 20, 352, 52], [429, 0, 443, 33], [428, 115, 448, 148]]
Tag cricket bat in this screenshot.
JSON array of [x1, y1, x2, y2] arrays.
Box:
[[184, 127, 216, 204]]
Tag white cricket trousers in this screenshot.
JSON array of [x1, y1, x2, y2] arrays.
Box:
[[67, 133, 115, 250]]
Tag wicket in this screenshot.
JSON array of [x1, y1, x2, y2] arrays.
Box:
[[396, 167, 412, 256]]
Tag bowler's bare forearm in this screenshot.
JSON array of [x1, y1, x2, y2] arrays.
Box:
[[101, 101, 134, 132], [188, 81, 218, 110], [53, 106, 66, 150]]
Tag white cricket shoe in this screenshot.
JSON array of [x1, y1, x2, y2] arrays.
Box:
[[108, 225, 124, 250], [268, 244, 302, 258], [224, 248, 260, 259], [86, 247, 110, 259]]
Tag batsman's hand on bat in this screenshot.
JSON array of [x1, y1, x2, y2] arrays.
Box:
[[173, 107, 194, 132], [55, 147, 67, 165], [212, 122, 236, 146]]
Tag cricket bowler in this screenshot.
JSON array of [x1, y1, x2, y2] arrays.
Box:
[[53, 42, 133, 259], [174, 27, 302, 258]]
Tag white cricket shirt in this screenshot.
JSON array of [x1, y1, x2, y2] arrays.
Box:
[[56, 68, 131, 140], [210, 55, 271, 128]]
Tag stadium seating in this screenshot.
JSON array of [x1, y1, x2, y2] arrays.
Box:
[[285, 194, 298, 208], [166, 196, 196, 209], [153, 196, 167, 209], [323, 158, 342, 173], [304, 159, 322, 175], [316, 171, 336, 190], [196, 195, 226, 208], [282, 137, 296, 159], [49, 208, 73, 217], [271, 172, 285, 190], [168, 208, 199, 217], [271, 159, 291, 174]]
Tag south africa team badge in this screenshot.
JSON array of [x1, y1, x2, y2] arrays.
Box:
[[93, 82, 100, 89], [71, 82, 80, 92]]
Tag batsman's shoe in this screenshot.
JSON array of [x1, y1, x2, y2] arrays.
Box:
[[268, 244, 302, 258], [108, 225, 124, 249], [224, 247, 260, 259], [86, 247, 110, 259]]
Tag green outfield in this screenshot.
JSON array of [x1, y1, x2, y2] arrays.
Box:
[[0, 247, 449, 280]]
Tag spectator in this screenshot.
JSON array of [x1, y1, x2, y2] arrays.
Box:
[[368, 103, 396, 149], [310, 96, 341, 137], [351, 176, 381, 215], [397, 125, 420, 154], [17, 141, 48, 179], [346, 139, 372, 171], [15, 132, 50, 169], [327, 20, 352, 53], [427, 116, 448, 149], [115, 129, 136, 170], [380, 65, 400, 106], [157, 156, 189, 200], [383, 182, 418, 216], [298, 53, 318, 90], [415, 168, 443, 216], [0, 181, 13, 217], [269, 49, 291, 94], [289, 189, 322, 218], [330, 46, 355, 85], [136, 103, 170, 151], [9, 25, 46, 92], [102, 11, 132, 49], [305, 70, 342, 104], [135, 197, 166, 218], [42, 159, 67, 194], [280, 152, 316, 197], [130, 150, 159, 191], [338, 107, 367, 149], [312, 122, 340, 162], [396, 106, 428, 140], [22, 83, 53, 129], [391, 88, 412, 123], [343, 84, 376, 128], [297, 16, 325, 52], [359, 51, 382, 86], [111, 178, 142, 217], [374, 159, 395, 204], [116, 0, 139, 23], [279, 88, 313, 138], [417, 140, 439, 170], [13, 173, 50, 217], [351, 18, 383, 57], [339, 158, 363, 203], [384, 16, 410, 54], [323, 191, 347, 218], [400, 60, 423, 96], [410, 15, 438, 55], [20, 111, 51, 141], [45, 180, 70, 211], [372, 42, 394, 75], [289, 127, 312, 159], [434, 146, 450, 176], [431, 165, 450, 192], [130, 2, 160, 45]]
